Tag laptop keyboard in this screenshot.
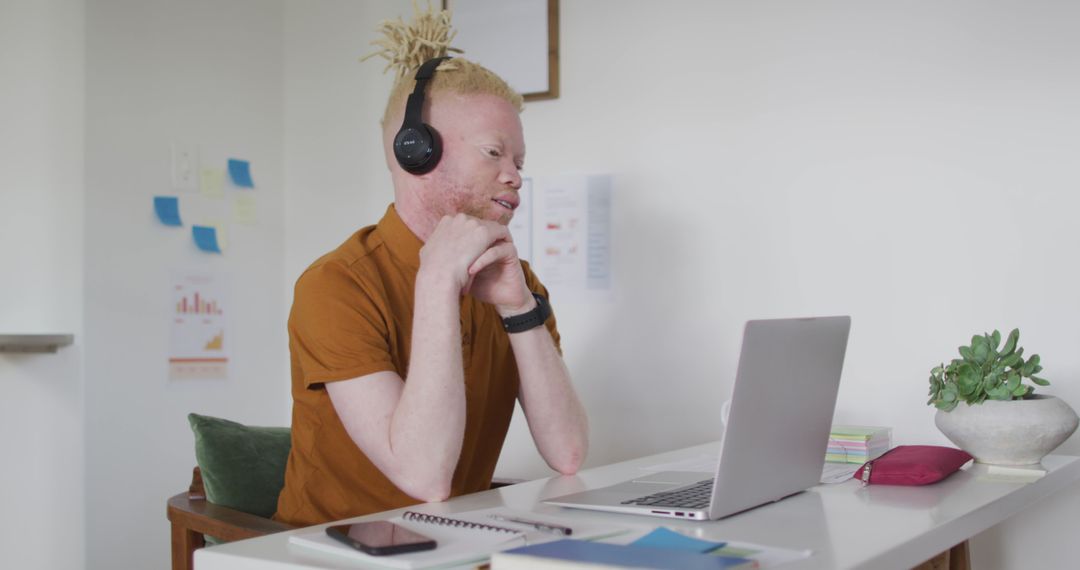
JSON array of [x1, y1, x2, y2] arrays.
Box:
[[621, 478, 714, 509]]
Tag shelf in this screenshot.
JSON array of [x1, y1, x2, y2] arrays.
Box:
[[0, 334, 75, 354]]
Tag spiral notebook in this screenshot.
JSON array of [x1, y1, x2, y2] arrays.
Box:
[[288, 507, 628, 569]]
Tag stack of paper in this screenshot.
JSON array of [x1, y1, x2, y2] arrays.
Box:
[[826, 425, 892, 464]]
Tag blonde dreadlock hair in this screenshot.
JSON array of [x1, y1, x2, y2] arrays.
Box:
[[361, 1, 524, 130]]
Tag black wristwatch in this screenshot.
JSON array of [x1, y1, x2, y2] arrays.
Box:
[[501, 292, 551, 334]]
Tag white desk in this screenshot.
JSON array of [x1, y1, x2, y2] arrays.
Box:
[[195, 442, 1080, 570]]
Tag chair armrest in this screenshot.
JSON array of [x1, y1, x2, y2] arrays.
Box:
[[188, 466, 206, 500], [167, 493, 294, 543], [490, 476, 526, 489]]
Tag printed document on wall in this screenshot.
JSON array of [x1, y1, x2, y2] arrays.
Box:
[[508, 178, 533, 264], [169, 272, 229, 380], [529, 174, 613, 302]]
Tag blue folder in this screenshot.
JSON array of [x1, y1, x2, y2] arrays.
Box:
[[495, 539, 752, 569]]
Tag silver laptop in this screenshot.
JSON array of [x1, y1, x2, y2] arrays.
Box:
[[544, 316, 851, 521]]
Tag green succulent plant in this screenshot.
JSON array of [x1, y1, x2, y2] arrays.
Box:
[[927, 328, 1049, 412]]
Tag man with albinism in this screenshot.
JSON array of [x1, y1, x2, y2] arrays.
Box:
[[275, 5, 588, 527]]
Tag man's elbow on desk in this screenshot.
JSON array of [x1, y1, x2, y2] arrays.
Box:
[[547, 443, 588, 476], [380, 458, 455, 503], [553, 462, 581, 476], [413, 488, 452, 503], [395, 474, 454, 503], [540, 418, 589, 475]]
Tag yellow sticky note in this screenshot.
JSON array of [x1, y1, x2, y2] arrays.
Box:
[[200, 168, 225, 199], [208, 221, 228, 252], [233, 194, 258, 225]]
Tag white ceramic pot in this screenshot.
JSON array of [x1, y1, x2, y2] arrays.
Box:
[[935, 395, 1079, 465]]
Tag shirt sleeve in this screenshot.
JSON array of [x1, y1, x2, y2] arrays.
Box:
[[288, 261, 397, 387]]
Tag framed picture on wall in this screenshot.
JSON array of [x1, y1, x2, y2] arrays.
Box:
[[443, 0, 559, 101]]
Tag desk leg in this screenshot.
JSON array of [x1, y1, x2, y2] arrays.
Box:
[[912, 540, 970, 570], [949, 540, 970, 570]]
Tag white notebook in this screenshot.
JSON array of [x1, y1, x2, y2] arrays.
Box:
[[288, 507, 627, 569]]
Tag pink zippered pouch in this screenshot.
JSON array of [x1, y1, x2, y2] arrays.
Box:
[[855, 445, 973, 485]]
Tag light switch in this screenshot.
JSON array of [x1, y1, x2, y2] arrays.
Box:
[[171, 143, 198, 191]]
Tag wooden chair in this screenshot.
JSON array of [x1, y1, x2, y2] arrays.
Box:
[[167, 466, 295, 570]]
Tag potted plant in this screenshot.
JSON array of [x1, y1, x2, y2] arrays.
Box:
[[928, 328, 1078, 465]]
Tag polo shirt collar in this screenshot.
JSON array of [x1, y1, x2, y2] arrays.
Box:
[[377, 203, 424, 270]]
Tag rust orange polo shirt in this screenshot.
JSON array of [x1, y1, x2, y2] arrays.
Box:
[[274, 204, 559, 527]]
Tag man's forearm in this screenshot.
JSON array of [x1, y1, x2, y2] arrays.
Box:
[[389, 274, 467, 499], [511, 327, 589, 474]]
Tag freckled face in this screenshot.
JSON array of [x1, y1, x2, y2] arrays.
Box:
[[422, 93, 525, 225]]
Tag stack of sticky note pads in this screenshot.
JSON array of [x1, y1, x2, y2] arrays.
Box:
[[826, 425, 892, 464]]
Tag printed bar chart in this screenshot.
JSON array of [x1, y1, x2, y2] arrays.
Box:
[[169, 273, 229, 380], [176, 292, 223, 315]]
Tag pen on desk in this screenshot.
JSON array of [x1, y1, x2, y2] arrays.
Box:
[[488, 514, 573, 536]]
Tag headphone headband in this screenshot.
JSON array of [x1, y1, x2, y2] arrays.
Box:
[[402, 57, 448, 126]]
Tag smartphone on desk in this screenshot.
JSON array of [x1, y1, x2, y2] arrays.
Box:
[[325, 520, 437, 556]]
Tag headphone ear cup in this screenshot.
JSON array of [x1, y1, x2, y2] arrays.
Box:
[[394, 123, 442, 174]]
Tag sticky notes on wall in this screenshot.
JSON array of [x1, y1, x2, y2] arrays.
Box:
[[200, 168, 226, 199], [227, 158, 254, 188], [158, 150, 260, 256], [192, 225, 223, 253], [154, 196, 183, 226], [233, 194, 258, 226]]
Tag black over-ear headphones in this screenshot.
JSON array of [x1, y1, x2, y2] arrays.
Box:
[[393, 57, 450, 175]]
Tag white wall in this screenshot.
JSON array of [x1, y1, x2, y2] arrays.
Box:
[[84, 1, 287, 568], [283, 0, 403, 314], [283, 1, 1080, 568], [0, 1, 86, 568]]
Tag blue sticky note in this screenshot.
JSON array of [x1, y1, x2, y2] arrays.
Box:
[[227, 158, 254, 188], [192, 225, 222, 253], [630, 527, 726, 554], [154, 196, 182, 226]]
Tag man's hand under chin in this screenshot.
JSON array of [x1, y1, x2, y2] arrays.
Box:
[[419, 213, 533, 313], [464, 238, 536, 317]]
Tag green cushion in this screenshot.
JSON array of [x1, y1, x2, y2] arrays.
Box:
[[187, 413, 291, 519]]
